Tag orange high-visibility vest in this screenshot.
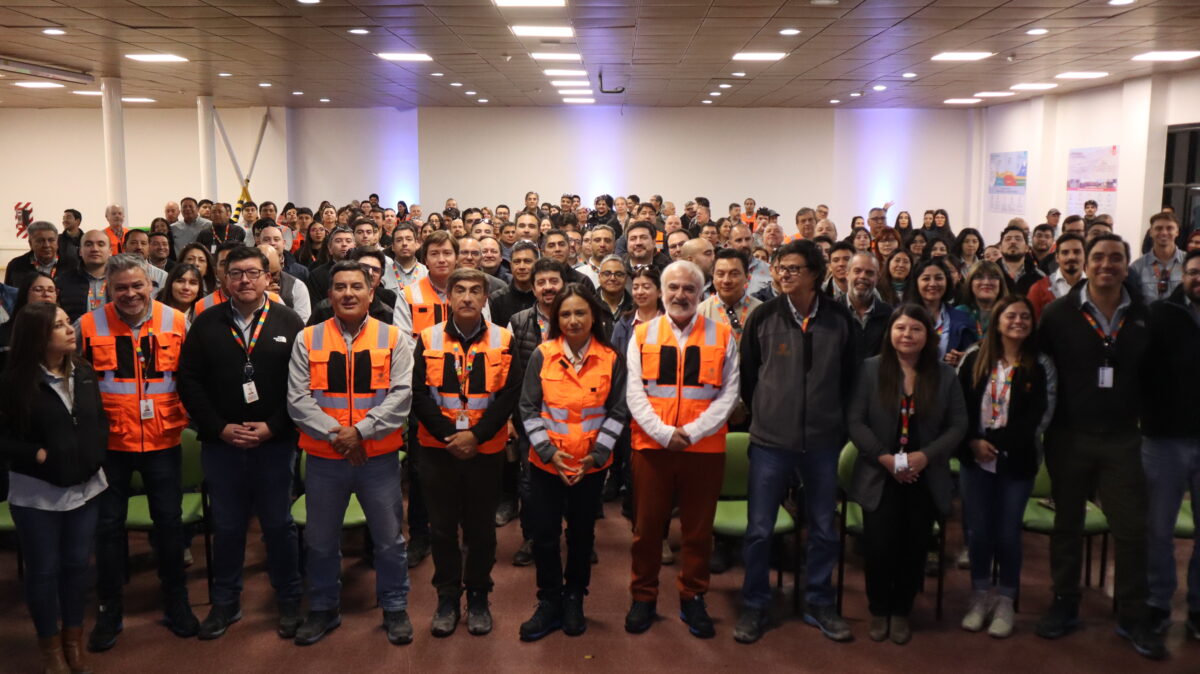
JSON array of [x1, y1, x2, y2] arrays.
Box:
[[630, 315, 731, 453], [193, 289, 283, 316], [403, 276, 449, 338], [103, 227, 124, 254], [78, 301, 188, 452], [524, 338, 619, 475], [418, 321, 513, 454], [297, 316, 405, 460]]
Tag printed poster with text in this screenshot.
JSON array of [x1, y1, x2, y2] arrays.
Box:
[[987, 151, 1028, 215], [1066, 145, 1118, 216]]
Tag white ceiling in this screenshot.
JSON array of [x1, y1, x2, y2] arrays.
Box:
[[0, 0, 1198, 108]]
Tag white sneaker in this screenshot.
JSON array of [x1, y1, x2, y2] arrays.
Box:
[[988, 596, 1015, 638], [961, 591, 992, 632]]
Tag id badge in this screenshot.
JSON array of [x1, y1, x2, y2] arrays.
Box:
[[894, 452, 909, 474], [242, 381, 260, 404], [455, 411, 470, 430], [1097, 366, 1114, 389], [140, 399, 154, 420]]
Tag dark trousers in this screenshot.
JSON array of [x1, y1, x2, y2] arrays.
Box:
[[862, 477, 936, 617], [11, 498, 100, 638], [528, 466, 606, 598], [1045, 428, 1147, 619], [95, 446, 187, 604], [201, 441, 301, 607], [418, 446, 504, 598], [405, 429, 430, 538]]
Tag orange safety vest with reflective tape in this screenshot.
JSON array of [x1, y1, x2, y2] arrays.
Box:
[[403, 276, 449, 338], [418, 321, 512, 455], [78, 301, 188, 452], [297, 316, 405, 460], [524, 338, 619, 475], [631, 315, 731, 453]]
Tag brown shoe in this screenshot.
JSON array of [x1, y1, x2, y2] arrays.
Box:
[[38, 636, 70, 674], [890, 615, 912, 645], [61, 628, 92, 674], [868, 616, 889, 642]]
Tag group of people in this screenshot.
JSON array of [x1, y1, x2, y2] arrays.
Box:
[[0, 189, 1197, 673]]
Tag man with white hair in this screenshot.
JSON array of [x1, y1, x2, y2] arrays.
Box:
[[103, 204, 126, 254], [623, 260, 740, 639]]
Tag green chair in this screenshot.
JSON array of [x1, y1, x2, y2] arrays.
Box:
[[710, 432, 800, 613], [1176, 499, 1195, 539], [292, 452, 374, 573], [0, 500, 20, 579], [125, 427, 213, 595], [1021, 461, 1110, 589]]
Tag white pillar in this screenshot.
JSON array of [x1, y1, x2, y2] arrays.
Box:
[[100, 77, 128, 212], [197, 96, 217, 200]]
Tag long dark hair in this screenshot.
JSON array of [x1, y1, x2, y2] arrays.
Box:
[[14, 271, 57, 313], [624, 265, 664, 318], [156, 263, 203, 313], [905, 257, 956, 310], [0, 302, 85, 433], [971, 295, 1040, 388], [877, 304, 942, 415], [953, 227, 984, 261], [879, 249, 914, 305], [547, 282, 613, 348], [177, 242, 217, 294]]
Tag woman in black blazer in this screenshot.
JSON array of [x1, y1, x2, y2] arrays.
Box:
[[0, 302, 108, 674], [957, 295, 1056, 638], [848, 304, 968, 645]]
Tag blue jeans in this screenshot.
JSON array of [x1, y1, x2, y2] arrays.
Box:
[[11, 498, 100, 638], [1142, 436, 1200, 612], [960, 461, 1034, 598], [201, 441, 301, 607], [741, 443, 839, 610], [304, 452, 409, 611]]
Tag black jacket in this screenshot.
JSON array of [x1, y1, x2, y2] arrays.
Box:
[[178, 299, 305, 442], [196, 224, 246, 253], [489, 280, 535, 329], [1141, 287, 1200, 437], [508, 305, 547, 377], [846, 296, 893, 362], [0, 361, 108, 487], [3, 251, 76, 289], [56, 265, 105, 323], [958, 350, 1051, 479]]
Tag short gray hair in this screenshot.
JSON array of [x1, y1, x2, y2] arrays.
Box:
[[600, 254, 624, 267], [105, 253, 150, 281], [661, 260, 704, 289], [26, 220, 58, 237]]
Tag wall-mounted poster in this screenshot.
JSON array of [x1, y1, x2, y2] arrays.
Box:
[[988, 151, 1027, 214], [1066, 145, 1118, 216]]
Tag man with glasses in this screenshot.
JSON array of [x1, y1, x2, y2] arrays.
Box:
[[866, 208, 888, 239], [666, 229, 692, 262], [456, 237, 506, 294]]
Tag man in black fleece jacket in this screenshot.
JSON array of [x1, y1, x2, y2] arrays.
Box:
[[177, 246, 306, 641], [1035, 234, 1165, 660]]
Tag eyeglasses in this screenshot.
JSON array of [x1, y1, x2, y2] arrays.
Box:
[[226, 268, 266, 281], [360, 265, 382, 277], [465, 218, 482, 225], [600, 270, 627, 279], [776, 265, 809, 277]]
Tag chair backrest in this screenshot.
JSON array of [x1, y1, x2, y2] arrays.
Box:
[[837, 442, 858, 492], [298, 452, 307, 481], [719, 432, 751, 498], [180, 427, 204, 490], [1031, 460, 1052, 498]]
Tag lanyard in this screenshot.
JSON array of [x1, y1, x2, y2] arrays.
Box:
[[1080, 309, 1124, 347], [392, 262, 405, 289], [989, 363, 1015, 426], [535, 312, 550, 342], [87, 279, 107, 311], [899, 395, 914, 452], [724, 300, 750, 332], [449, 335, 485, 403], [132, 325, 153, 372], [229, 300, 270, 379], [1151, 258, 1174, 298]]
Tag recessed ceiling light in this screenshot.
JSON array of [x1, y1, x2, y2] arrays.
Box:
[[549, 80, 588, 87], [718, 83, 732, 89], [319, 98, 330, 102], [829, 99, 840, 104], [1108, 0, 1135, 5], [733, 52, 786, 61], [974, 91, 1016, 97], [348, 28, 369, 35], [531, 52, 581, 61], [122, 97, 155, 103], [218, 72, 232, 77], [478, 99, 489, 103], [931, 52, 993, 61], [1026, 28, 1048, 35], [1056, 71, 1108, 79], [849, 92, 861, 97], [15, 81, 63, 88], [779, 28, 801, 36], [42, 28, 65, 36], [731, 72, 746, 77], [709, 91, 721, 96], [544, 69, 586, 77], [495, 0, 565, 6], [1133, 51, 1200, 62], [511, 26, 574, 38], [872, 84, 887, 91], [378, 52, 433, 61], [292, 91, 303, 95], [563, 97, 594, 104], [72, 90, 102, 96], [902, 72, 917, 78], [297, 0, 320, 4], [465, 90, 476, 95], [558, 89, 592, 95], [701, 100, 712, 104], [259, 82, 272, 87], [450, 82, 463, 87], [1010, 82, 1057, 90], [811, 0, 839, 5], [126, 54, 188, 62], [944, 98, 982, 104], [431, 72, 443, 77]]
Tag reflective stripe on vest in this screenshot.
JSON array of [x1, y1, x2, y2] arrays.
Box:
[[404, 277, 448, 336], [523, 338, 619, 474]]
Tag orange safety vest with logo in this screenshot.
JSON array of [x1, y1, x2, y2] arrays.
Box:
[[193, 289, 283, 316], [403, 276, 449, 338], [418, 321, 513, 455], [297, 316, 405, 460], [631, 315, 731, 453], [78, 301, 188, 452], [525, 338, 620, 475]]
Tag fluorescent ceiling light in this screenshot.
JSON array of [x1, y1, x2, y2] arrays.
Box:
[[557, 89, 592, 95], [872, 84, 887, 91], [974, 91, 1015, 97], [319, 98, 330, 102], [1026, 28, 1048, 35], [779, 28, 801, 36], [902, 72, 917, 78], [1056, 71, 1108, 79], [495, 0, 565, 6], [549, 79, 588, 87], [1132, 51, 1200, 62], [1108, 0, 1135, 5], [563, 97, 594, 103], [478, 99, 488, 103], [1010, 82, 1057, 90], [125, 54, 188, 62], [218, 72, 232, 77], [297, 0, 320, 4], [378, 53, 433, 61], [731, 71, 746, 77], [431, 72, 444, 77], [72, 90, 101, 96], [732, 52, 786, 61], [931, 51, 992, 61], [348, 29, 369, 35], [531, 52, 581, 61], [544, 69, 586, 76], [122, 97, 155, 103], [709, 92, 721, 96], [829, 99, 840, 104], [450, 82, 462, 86], [718, 83, 731, 88], [849, 91, 861, 97], [259, 82, 271, 87], [0, 58, 94, 84], [811, 0, 840, 5], [42, 29, 65, 36], [701, 100, 712, 104], [944, 98, 981, 104], [292, 91, 303, 95], [511, 26, 573, 38], [14, 81, 63, 88], [465, 90, 476, 95]]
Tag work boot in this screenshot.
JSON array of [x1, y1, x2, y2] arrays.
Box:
[[431, 595, 460, 637], [519, 596, 562, 642], [383, 609, 414, 645], [733, 606, 767, 644], [562, 592, 586, 636], [679, 595, 715, 639], [466, 590, 492, 635], [1034, 595, 1080, 640], [198, 602, 242, 640], [38, 636, 69, 674], [163, 593, 199, 638], [60, 627, 90, 674], [624, 600, 656, 634], [86, 602, 123, 653], [293, 609, 341, 646]]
